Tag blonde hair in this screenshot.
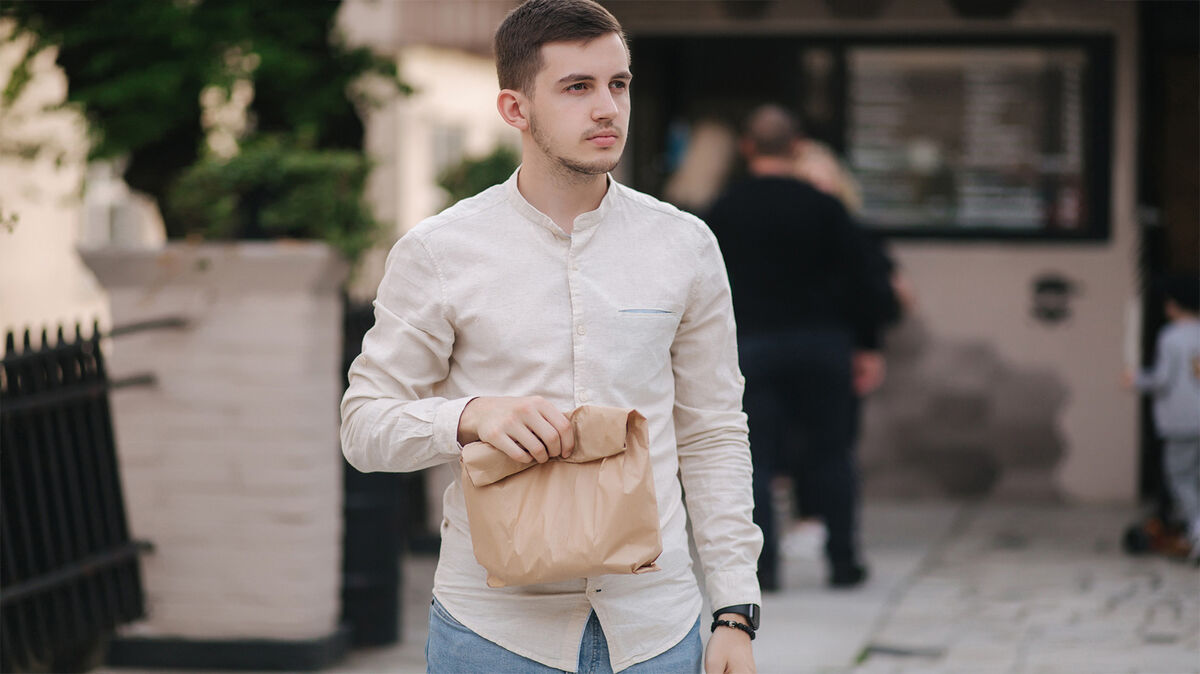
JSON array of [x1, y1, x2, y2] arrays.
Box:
[[794, 140, 862, 213], [663, 121, 737, 212]]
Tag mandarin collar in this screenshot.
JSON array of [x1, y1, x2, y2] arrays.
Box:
[[503, 167, 617, 238]]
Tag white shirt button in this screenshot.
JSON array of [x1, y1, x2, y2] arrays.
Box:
[[579, 391, 591, 402], [576, 324, 586, 336]]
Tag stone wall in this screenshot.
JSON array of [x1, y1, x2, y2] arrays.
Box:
[[83, 242, 347, 641]]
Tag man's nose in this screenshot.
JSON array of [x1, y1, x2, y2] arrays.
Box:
[[592, 89, 618, 120]]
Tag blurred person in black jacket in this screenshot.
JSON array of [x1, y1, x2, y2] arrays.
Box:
[[706, 105, 896, 590], [794, 137, 910, 442]]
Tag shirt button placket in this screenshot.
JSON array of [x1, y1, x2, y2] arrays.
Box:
[[568, 246, 585, 407]]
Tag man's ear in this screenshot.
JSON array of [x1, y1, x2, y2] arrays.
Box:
[[497, 89, 530, 131]]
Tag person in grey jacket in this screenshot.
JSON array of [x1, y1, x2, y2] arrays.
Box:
[[1124, 275, 1200, 560]]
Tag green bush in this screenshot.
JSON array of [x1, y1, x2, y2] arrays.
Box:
[[166, 136, 380, 265], [437, 145, 520, 207], [4, 0, 405, 210]]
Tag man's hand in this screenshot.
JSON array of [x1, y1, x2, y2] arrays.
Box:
[[1120, 368, 1136, 391], [852, 350, 886, 396], [705, 614, 755, 674], [890, 270, 917, 314], [457, 396, 574, 463]]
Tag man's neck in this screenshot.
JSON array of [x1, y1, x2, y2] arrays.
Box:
[[747, 156, 796, 177], [516, 155, 609, 235]]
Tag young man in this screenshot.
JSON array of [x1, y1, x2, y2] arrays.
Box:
[[340, 1, 762, 672]]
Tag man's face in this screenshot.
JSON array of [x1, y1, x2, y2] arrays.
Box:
[[525, 32, 631, 176]]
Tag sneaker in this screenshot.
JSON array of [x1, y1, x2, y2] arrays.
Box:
[[829, 562, 868, 588]]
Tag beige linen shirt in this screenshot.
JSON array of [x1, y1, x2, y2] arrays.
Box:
[[340, 170, 762, 672]]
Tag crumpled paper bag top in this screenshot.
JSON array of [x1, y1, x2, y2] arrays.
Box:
[[462, 405, 633, 486]]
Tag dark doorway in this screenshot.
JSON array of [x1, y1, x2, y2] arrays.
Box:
[[1136, 1, 1199, 505]]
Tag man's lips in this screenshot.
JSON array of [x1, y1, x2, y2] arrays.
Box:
[[587, 133, 619, 147]]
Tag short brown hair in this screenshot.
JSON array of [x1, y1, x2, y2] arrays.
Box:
[[744, 104, 801, 158], [494, 0, 627, 94]]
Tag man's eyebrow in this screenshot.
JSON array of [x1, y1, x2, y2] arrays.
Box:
[[556, 71, 633, 84]]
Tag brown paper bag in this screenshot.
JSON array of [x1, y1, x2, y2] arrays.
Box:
[[460, 405, 662, 588]]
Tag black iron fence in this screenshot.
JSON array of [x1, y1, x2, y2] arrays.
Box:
[[2, 304, 426, 667], [1, 325, 148, 673]]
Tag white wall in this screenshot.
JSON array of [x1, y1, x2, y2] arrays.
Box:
[[883, 2, 1141, 503], [85, 243, 347, 641], [0, 24, 109, 347]]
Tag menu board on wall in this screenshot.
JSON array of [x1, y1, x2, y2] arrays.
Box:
[[847, 46, 1098, 235]]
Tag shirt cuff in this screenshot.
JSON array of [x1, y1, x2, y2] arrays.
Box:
[[433, 396, 477, 458], [706, 569, 762, 613]]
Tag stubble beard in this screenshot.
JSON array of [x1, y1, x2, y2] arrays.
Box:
[[530, 112, 621, 179]]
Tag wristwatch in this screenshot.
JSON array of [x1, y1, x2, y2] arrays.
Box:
[[712, 603, 760, 631]]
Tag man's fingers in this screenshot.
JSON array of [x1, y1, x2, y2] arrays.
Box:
[[527, 411, 572, 459], [491, 435, 533, 464], [470, 397, 573, 463], [554, 413, 575, 458], [534, 403, 574, 458], [509, 426, 550, 463]]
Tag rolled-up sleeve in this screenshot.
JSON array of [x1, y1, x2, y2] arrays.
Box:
[[340, 232, 474, 473], [671, 229, 763, 610]]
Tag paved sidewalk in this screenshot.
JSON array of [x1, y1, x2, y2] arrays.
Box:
[[100, 500, 1200, 673], [853, 503, 1199, 674]]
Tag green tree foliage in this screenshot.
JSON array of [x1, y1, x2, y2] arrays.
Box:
[[4, 0, 209, 203], [437, 145, 521, 207], [3, 0, 405, 216], [167, 135, 377, 263]]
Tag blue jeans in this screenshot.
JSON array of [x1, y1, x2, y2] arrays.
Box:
[[426, 597, 702, 673]]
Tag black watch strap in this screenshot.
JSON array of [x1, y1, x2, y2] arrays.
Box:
[[712, 603, 760, 630]]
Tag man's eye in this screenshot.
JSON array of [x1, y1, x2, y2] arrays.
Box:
[[567, 83, 588, 92], [611, 81, 628, 90]]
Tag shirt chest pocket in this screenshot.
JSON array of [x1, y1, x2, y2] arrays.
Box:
[[615, 303, 684, 329], [594, 302, 683, 379]]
